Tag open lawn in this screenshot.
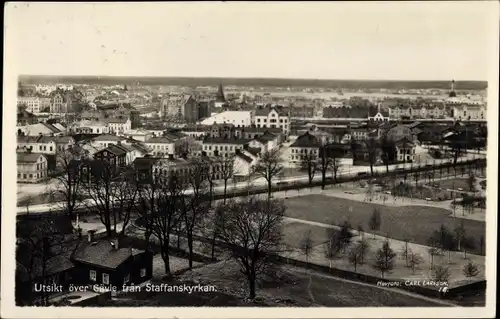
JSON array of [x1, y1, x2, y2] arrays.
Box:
[[284, 195, 485, 255], [282, 222, 329, 248]]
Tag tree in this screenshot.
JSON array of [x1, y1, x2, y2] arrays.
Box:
[[408, 252, 423, 274], [463, 262, 480, 283], [401, 238, 410, 267], [49, 147, 87, 223], [454, 220, 465, 251], [16, 217, 68, 306], [413, 171, 420, 187], [218, 155, 235, 204], [217, 196, 285, 299], [462, 236, 475, 260], [339, 221, 354, 252], [324, 228, 342, 268], [380, 135, 395, 173], [252, 149, 283, 199], [113, 167, 140, 237], [318, 144, 333, 189], [368, 208, 381, 238], [208, 205, 224, 261], [181, 163, 210, 269], [299, 230, 314, 267], [150, 173, 184, 275], [432, 265, 450, 282], [81, 160, 124, 237], [356, 238, 370, 265], [366, 137, 379, 177], [372, 240, 396, 278], [348, 245, 361, 272], [430, 224, 455, 264], [467, 172, 476, 192], [331, 157, 342, 183], [300, 150, 318, 187]]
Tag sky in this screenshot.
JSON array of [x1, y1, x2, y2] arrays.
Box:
[[4, 2, 499, 81]]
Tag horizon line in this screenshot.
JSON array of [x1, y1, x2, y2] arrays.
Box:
[[18, 74, 488, 83]]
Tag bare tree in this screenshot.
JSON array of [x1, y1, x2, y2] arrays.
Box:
[[408, 251, 423, 274], [300, 150, 318, 187], [252, 149, 283, 199], [357, 225, 364, 240], [113, 167, 139, 237], [372, 240, 396, 278], [463, 261, 480, 283], [462, 236, 475, 260], [368, 208, 381, 239], [355, 238, 370, 265], [81, 160, 123, 237], [348, 245, 361, 272], [432, 265, 450, 282], [324, 229, 342, 269], [217, 196, 285, 299], [366, 137, 379, 177], [299, 230, 314, 267], [380, 135, 395, 173], [401, 238, 410, 267], [218, 155, 235, 204], [181, 162, 210, 269], [49, 146, 87, 223], [150, 174, 184, 275]]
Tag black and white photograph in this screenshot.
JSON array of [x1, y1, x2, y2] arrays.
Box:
[[2, 2, 498, 318]]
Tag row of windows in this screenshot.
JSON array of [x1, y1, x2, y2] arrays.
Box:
[[18, 171, 46, 179], [203, 145, 239, 151], [149, 144, 172, 150], [256, 118, 288, 123], [89, 268, 147, 284], [291, 148, 317, 154]]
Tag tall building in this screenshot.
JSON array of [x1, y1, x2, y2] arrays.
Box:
[[214, 83, 227, 108], [449, 79, 457, 97], [160, 94, 199, 123]]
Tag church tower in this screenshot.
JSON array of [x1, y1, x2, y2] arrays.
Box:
[[214, 83, 227, 108], [449, 79, 457, 97]]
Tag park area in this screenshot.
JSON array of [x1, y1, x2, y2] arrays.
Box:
[[283, 194, 485, 256]]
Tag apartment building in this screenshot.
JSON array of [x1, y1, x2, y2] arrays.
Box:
[[452, 105, 486, 120], [160, 94, 199, 123], [289, 132, 321, 164], [105, 118, 132, 134], [17, 152, 48, 183], [17, 97, 51, 114], [144, 136, 176, 158], [17, 136, 58, 155], [254, 107, 290, 137], [201, 138, 251, 158], [70, 120, 110, 135]]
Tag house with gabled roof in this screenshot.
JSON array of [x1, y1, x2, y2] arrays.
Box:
[[289, 131, 321, 164]]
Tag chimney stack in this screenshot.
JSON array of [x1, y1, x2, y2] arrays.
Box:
[[87, 230, 96, 243]]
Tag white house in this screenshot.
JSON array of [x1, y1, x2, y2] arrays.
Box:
[[253, 107, 290, 136], [17, 136, 58, 155], [91, 134, 128, 149], [70, 120, 110, 134], [17, 152, 48, 183], [202, 138, 251, 158], [17, 97, 51, 114], [248, 133, 279, 152], [124, 129, 153, 142], [289, 132, 321, 164], [105, 118, 132, 134], [144, 136, 176, 158]]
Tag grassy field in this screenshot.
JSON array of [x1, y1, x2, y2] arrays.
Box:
[[282, 222, 329, 248], [103, 260, 450, 307], [283, 195, 485, 255]]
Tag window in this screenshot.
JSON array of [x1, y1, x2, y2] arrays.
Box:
[[49, 146, 53, 151], [140, 268, 146, 277], [102, 273, 109, 285], [90, 270, 97, 281], [29, 174, 33, 179], [18, 173, 21, 178], [257, 118, 261, 122], [124, 274, 130, 284]]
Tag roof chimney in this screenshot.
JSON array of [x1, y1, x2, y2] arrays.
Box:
[[87, 230, 96, 243]]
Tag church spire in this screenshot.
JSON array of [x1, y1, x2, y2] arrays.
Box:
[[216, 83, 226, 103], [449, 79, 457, 97]]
